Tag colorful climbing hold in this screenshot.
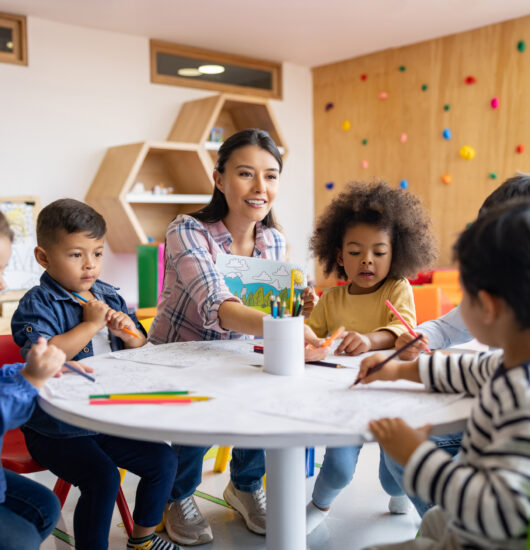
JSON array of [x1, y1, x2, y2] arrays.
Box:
[[400, 133, 407, 143], [517, 40, 526, 52], [443, 104, 450, 111], [325, 102, 334, 111], [361, 160, 369, 169], [398, 65, 406, 71], [361, 74, 367, 81], [325, 182, 334, 190], [490, 97, 499, 109], [341, 120, 351, 131], [516, 144, 525, 154], [489, 172, 498, 179], [421, 84, 428, 91], [441, 174, 452, 185], [442, 128, 452, 140], [465, 76, 477, 85], [362, 139, 368, 145], [459, 145, 476, 160], [399, 180, 409, 189], [378, 91, 388, 99]]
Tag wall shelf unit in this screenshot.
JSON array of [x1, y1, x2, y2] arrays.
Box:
[[86, 94, 287, 253]]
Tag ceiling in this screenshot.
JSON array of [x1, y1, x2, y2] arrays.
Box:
[[2, 0, 530, 67]]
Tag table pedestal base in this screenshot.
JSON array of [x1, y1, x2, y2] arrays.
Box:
[[266, 447, 306, 550]]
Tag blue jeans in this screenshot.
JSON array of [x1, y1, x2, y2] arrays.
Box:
[[382, 432, 462, 517], [312, 445, 403, 509], [24, 429, 178, 550], [0, 469, 60, 550], [170, 445, 264, 500]]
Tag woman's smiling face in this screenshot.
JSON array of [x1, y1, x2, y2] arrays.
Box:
[[214, 145, 280, 224]]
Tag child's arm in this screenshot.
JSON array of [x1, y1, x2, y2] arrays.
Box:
[[335, 330, 396, 356], [48, 299, 109, 360], [357, 353, 422, 383]]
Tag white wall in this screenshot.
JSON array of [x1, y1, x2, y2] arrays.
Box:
[[0, 17, 314, 305]]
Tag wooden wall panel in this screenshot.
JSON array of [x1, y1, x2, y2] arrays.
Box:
[[313, 15, 530, 285]]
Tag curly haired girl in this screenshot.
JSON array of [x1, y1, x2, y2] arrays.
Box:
[[306, 181, 437, 533]]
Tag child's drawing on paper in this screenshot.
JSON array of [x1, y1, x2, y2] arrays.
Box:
[[0, 202, 41, 290], [216, 255, 306, 312]]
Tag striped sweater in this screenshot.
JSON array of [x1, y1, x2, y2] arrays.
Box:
[[403, 350, 530, 550]]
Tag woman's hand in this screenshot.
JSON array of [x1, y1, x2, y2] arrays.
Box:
[[301, 287, 318, 318], [369, 418, 431, 465], [335, 331, 371, 355], [395, 332, 429, 360]]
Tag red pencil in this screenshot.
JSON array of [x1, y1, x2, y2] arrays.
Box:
[[385, 300, 430, 353], [90, 398, 192, 405]]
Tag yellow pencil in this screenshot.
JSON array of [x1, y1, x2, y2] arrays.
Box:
[[290, 269, 295, 314]]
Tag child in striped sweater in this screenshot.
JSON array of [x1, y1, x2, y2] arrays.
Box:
[[359, 199, 530, 550]]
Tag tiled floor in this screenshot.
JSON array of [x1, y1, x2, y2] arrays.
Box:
[[36, 443, 421, 550]]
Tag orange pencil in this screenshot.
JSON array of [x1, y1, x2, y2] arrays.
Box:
[[322, 326, 345, 348], [384, 299, 430, 353]]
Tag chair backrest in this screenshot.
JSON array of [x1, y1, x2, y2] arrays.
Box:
[[412, 285, 442, 325], [0, 334, 23, 366], [139, 316, 155, 333]]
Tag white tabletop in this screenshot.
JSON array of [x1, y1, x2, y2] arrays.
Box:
[[38, 340, 473, 448]]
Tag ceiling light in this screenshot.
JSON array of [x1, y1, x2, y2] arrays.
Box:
[[198, 64, 225, 75], [177, 68, 202, 77]]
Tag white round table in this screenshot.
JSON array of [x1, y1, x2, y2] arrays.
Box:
[[39, 340, 472, 550]]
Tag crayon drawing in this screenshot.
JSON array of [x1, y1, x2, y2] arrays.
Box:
[[216, 255, 306, 312]]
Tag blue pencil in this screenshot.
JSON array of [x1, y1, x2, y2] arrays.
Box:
[[71, 291, 88, 303], [64, 362, 96, 382]]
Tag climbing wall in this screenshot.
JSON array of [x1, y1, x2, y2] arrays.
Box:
[[313, 15, 530, 285]]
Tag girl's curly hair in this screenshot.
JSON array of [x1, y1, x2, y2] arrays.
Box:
[[310, 181, 438, 280]]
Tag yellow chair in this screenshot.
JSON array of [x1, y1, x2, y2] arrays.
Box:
[[139, 316, 155, 333]]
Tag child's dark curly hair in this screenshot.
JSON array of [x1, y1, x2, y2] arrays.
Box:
[[310, 181, 438, 280]]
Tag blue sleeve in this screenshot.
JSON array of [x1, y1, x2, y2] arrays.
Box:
[[0, 363, 39, 436], [417, 305, 472, 349]]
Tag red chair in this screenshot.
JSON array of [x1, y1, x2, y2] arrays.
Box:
[[0, 334, 134, 535]]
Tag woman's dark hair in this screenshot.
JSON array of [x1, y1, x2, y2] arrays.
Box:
[[191, 128, 282, 228], [478, 173, 530, 215], [454, 198, 530, 329], [0, 211, 14, 243], [310, 181, 438, 280]]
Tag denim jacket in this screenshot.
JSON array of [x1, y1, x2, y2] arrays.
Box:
[[0, 363, 39, 503], [11, 271, 146, 438]]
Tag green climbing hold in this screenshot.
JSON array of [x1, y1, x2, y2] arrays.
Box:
[[422, 84, 428, 91], [398, 65, 406, 71], [362, 139, 368, 145], [444, 104, 450, 111], [489, 172, 498, 179], [517, 40, 526, 52]]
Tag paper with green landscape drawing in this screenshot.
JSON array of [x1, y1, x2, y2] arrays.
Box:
[[216, 255, 307, 311]]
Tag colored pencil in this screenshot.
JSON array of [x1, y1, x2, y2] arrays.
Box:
[[94, 395, 210, 401], [350, 333, 424, 387], [71, 291, 139, 338], [89, 398, 193, 405], [385, 300, 430, 353], [252, 346, 343, 368], [90, 391, 189, 399], [290, 269, 295, 314], [322, 326, 345, 348], [63, 362, 96, 382]]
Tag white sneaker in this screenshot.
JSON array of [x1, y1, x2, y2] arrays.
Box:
[[223, 481, 266, 535], [165, 496, 213, 546], [388, 495, 412, 514], [306, 501, 329, 534]]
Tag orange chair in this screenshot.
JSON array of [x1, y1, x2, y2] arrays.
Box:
[[412, 285, 443, 325], [0, 335, 134, 536], [431, 270, 462, 306]]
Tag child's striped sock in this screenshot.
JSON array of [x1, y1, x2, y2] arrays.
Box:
[[126, 533, 179, 550]]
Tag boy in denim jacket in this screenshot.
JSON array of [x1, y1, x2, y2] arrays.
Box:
[[12, 199, 180, 550]]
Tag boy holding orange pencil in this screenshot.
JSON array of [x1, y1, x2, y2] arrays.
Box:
[[10, 200, 180, 550]]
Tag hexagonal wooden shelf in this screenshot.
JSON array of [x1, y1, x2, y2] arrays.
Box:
[[86, 94, 287, 253], [167, 93, 288, 163], [86, 141, 213, 253]]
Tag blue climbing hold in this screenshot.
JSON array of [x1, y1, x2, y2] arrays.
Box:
[[442, 128, 452, 140], [325, 182, 334, 190], [399, 180, 408, 189]]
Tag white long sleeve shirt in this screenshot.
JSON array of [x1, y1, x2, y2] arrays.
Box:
[[404, 350, 530, 550]]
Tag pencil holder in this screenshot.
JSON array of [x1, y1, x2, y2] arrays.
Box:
[[263, 315, 304, 376]]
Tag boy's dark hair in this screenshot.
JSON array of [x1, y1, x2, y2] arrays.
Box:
[[479, 173, 530, 215], [191, 128, 282, 229], [37, 199, 106, 247], [0, 212, 14, 243], [454, 199, 530, 329], [310, 181, 438, 279]]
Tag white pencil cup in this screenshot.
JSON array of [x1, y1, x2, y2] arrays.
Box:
[[263, 315, 305, 376]]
